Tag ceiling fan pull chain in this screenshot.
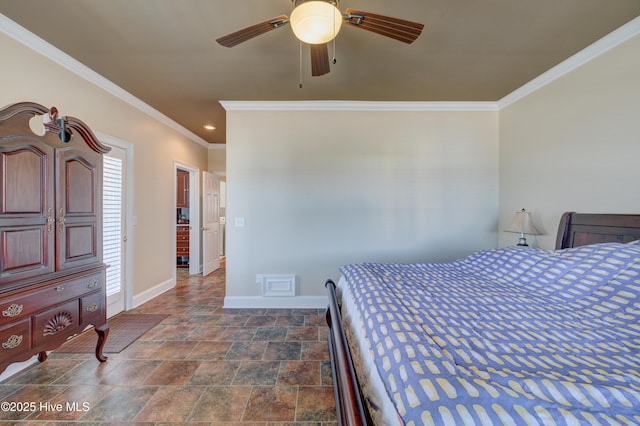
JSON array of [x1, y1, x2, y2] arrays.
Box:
[[332, 38, 337, 65], [333, 1, 338, 65], [299, 41, 303, 88]]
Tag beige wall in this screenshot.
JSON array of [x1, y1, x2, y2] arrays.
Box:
[[225, 107, 499, 306], [0, 32, 209, 302], [208, 144, 226, 174], [499, 33, 640, 249]]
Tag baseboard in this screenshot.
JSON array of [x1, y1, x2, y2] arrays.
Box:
[[223, 296, 328, 309], [132, 277, 175, 309]]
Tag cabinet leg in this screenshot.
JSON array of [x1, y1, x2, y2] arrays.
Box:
[[38, 351, 48, 362], [95, 323, 109, 362]]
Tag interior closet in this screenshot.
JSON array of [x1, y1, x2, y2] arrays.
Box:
[[176, 169, 190, 268]]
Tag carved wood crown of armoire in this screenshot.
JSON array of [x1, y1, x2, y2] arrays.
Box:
[[0, 102, 110, 374]]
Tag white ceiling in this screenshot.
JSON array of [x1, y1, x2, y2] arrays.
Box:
[[1, 0, 639, 144]]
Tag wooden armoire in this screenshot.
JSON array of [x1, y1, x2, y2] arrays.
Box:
[[0, 102, 110, 374]]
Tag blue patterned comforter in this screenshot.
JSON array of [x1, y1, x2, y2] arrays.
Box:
[[339, 242, 640, 425]]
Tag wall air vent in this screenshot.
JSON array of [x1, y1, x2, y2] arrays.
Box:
[[257, 274, 296, 297]]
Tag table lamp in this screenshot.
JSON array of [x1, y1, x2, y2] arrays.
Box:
[[505, 208, 541, 246]]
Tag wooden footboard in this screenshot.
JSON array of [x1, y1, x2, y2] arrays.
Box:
[[325, 279, 369, 426]]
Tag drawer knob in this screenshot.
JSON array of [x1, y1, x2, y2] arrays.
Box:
[[2, 304, 24, 317], [88, 279, 99, 288], [2, 334, 23, 350], [86, 303, 99, 313], [55, 286, 65, 292]]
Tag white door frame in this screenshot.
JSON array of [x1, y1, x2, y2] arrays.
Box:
[[96, 131, 134, 316], [173, 161, 200, 275]]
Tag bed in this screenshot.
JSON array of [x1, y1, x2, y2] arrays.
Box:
[[325, 212, 640, 425]]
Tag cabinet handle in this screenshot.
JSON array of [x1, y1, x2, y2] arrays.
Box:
[[86, 303, 99, 312], [55, 285, 65, 292], [58, 208, 66, 231], [87, 279, 99, 288], [2, 304, 24, 317], [47, 208, 55, 233], [2, 335, 23, 350]]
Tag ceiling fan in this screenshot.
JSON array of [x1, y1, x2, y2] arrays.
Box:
[[216, 0, 424, 77]]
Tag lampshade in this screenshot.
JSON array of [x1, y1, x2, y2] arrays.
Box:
[[505, 209, 541, 235], [505, 208, 541, 246], [290, 1, 343, 44]]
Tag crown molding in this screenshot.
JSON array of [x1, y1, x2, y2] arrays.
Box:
[[0, 14, 210, 148], [498, 16, 640, 109], [220, 100, 498, 111]]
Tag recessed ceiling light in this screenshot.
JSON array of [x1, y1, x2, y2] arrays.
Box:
[[204, 124, 216, 130]]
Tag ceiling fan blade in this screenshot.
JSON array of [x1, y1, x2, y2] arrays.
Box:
[[310, 43, 330, 76], [216, 15, 289, 47], [344, 9, 424, 44]]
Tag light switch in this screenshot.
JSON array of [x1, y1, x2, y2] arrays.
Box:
[[234, 217, 245, 227]]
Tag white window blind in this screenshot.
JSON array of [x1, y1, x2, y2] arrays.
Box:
[[103, 155, 123, 297]]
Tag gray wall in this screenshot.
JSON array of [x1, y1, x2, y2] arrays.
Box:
[[224, 107, 499, 307]]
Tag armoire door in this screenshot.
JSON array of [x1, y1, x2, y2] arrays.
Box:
[[55, 146, 103, 271], [0, 140, 55, 284]]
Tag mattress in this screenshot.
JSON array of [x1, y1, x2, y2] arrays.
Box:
[[337, 242, 640, 425]]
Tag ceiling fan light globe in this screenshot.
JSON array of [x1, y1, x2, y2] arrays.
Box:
[[290, 1, 342, 44]]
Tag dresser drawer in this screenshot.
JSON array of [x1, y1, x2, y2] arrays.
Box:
[[0, 318, 31, 362], [80, 291, 106, 327], [53, 273, 103, 300], [33, 300, 80, 347], [0, 272, 102, 326]]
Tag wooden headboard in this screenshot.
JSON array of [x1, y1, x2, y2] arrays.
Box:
[[556, 212, 640, 249]]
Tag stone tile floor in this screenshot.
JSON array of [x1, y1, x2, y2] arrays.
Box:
[[0, 266, 337, 425]]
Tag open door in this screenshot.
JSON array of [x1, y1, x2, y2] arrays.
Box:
[[103, 143, 128, 317], [202, 171, 220, 275]]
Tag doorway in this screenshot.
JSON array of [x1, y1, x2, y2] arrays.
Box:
[[99, 132, 134, 318], [174, 162, 200, 275]]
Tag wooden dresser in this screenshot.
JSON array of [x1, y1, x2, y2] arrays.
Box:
[[0, 102, 110, 374], [176, 225, 190, 267]]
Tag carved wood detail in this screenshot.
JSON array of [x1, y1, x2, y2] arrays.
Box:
[[42, 311, 74, 336]]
